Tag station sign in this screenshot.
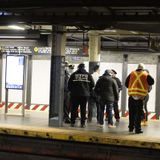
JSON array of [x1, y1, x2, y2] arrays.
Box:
[[65, 46, 88, 57], [0, 46, 88, 56], [0, 46, 51, 55], [33, 47, 51, 54], [0, 46, 32, 54]]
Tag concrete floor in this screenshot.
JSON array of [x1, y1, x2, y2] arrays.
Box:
[[0, 108, 159, 138], [0, 108, 160, 160]]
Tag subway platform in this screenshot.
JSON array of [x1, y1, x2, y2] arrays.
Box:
[[0, 108, 160, 160]]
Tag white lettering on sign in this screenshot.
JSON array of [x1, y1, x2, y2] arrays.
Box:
[[65, 47, 80, 55], [74, 74, 89, 82]]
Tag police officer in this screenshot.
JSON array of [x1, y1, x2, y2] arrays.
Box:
[[68, 63, 94, 128], [125, 63, 154, 134]]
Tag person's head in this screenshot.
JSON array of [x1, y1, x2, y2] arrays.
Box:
[[93, 65, 100, 73], [64, 61, 69, 71], [78, 63, 85, 70], [64, 61, 69, 67], [104, 69, 112, 76], [111, 69, 117, 77], [137, 63, 145, 70], [144, 69, 149, 74], [69, 64, 74, 70], [68, 64, 75, 74]]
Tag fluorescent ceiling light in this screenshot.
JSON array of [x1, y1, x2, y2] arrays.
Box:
[[104, 29, 117, 33], [130, 31, 137, 34], [40, 32, 51, 35], [0, 36, 26, 38], [8, 25, 25, 30]]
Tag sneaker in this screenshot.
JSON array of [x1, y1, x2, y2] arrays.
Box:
[[108, 124, 116, 128], [87, 119, 92, 123], [81, 124, 86, 128], [144, 121, 148, 126], [141, 121, 145, 126], [116, 119, 120, 122], [64, 119, 71, 124], [135, 130, 143, 134], [115, 119, 120, 125], [129, 128, 134, 132], [97, 124, 103, 127], [70, 123, 75, 127]]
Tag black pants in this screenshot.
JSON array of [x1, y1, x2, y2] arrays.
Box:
[[105, 101, 120, 120], [113, 101, 120, 120], [63, 92, 70, 120], [88, 97, 99, 122], [70, 96, 88, 125], [128, 96, 143, 131], [142, 94, 149, 121]]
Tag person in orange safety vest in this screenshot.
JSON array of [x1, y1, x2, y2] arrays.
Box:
[[125, 63, 154, 134]]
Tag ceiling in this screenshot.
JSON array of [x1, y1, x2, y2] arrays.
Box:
[[1, 0, 160, 52]]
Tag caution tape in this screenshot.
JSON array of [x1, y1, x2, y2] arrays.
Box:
[[123, 111, 157, 120], [0, 102, 49, 112]]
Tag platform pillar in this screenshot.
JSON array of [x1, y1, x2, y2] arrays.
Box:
[[121, 54, 128, 117], [155, 56, 160, 119], [88, 32, 100, 73], [26, 55, 32, 108], [49, 25, 66, 127], [0, 54, 3, 103]]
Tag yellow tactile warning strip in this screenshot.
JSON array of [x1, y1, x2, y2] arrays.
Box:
[[0, 124, 160, 150]]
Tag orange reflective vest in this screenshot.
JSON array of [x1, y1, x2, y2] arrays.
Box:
[[128, 70, 149, 97]]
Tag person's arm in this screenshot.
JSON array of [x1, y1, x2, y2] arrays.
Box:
[[89, 74, 95, 90], [125, 74, 130, 88], [112, 79, 119, 101], [68, 74, 74, 91], [147, 75, 154, 86], [116, 77, 122, 91], [94, 78, 101, 95]]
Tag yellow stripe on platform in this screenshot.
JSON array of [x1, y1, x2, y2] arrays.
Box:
[[0, 124, 159, 150]]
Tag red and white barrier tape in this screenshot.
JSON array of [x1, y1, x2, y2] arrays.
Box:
[[123, 111, 157, 120], [0, 102, 49, 112], [0, 103, 158, 119]]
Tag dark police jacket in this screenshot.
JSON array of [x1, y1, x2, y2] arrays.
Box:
[[68, 68, 95, 97]]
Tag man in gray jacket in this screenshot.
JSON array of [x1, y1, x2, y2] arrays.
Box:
[[95, 69, 119, 128]]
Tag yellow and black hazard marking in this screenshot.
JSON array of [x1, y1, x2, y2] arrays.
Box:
[[0, 124, 159, 150]]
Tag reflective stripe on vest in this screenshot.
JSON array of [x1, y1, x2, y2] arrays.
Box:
[[128, 71, 148, 96]]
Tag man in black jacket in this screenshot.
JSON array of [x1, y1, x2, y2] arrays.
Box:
[[68, 63, 95, 128], [95, 69, 119, 128], [63, 62, 71, 123], [111, 69, 122, 122]]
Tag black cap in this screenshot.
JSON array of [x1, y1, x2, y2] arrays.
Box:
[[78, 63, 85, 69], [111, 69, 117, 74], [69, 64, 74, 69], [64, 61, 69, 67], [93, 65, 100, 72], [104, 69, 112, 76]]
